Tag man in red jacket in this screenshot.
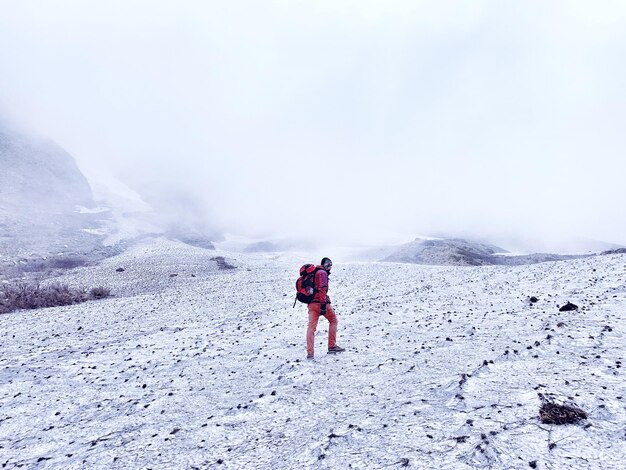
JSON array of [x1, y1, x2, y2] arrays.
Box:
[[307, 257, 345, 359]]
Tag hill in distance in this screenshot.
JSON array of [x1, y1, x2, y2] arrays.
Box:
[[380, 237, 610, 266]]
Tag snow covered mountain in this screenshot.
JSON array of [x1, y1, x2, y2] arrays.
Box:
[[0, 121, 218, 273], [383, 238, 588, 266], [0, 121, 107, 262], [1, 238, 625, 468], [0, 123, 93, 212]]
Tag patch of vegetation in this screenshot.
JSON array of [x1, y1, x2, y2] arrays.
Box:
[[0, 281, 111, 314], [19, 255, 91, 273], [539, 401, 588, 425], [0, 255, 93, 281]]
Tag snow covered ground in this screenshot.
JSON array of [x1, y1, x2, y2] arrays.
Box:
[[1, 238, 625, 469]]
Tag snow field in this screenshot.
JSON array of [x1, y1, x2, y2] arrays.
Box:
[[1, 239, 625, 469]]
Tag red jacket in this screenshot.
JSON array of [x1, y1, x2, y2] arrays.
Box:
[[312, 266, 330, 305]]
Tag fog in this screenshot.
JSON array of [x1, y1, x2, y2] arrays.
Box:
[[1, 0, 625, 250]]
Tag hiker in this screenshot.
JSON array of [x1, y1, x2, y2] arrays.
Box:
[[306, 257, 345, 359]]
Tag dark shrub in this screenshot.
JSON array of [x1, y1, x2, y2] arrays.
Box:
[[539, 402, 587, 425], [12, 256, 90, 275], [0, 281, 111, 314], [89, 287, 111, 300], [48, 256, 89, 270]]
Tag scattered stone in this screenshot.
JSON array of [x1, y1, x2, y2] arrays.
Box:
[[115, 267, 125, 272], [530, 296, 539, 303]]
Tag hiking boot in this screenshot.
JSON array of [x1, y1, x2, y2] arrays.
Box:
[[306, 354, 314, 360], [327, 345, 345, 354]]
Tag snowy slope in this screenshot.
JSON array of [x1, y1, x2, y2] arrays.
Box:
[[1, 239, 625, 469]]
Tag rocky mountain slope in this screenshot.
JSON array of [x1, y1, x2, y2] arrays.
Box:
[[0, 121, 218, 276], [0, 121, 106, 263]]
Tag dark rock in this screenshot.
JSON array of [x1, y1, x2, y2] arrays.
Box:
[[116, 268, 125, 272], [211, 257, 236, 270], [530, 296, 539, 303], [559, 302, 579, 312]]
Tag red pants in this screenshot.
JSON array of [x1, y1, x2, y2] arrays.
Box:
[[307, 303, 337, 356]]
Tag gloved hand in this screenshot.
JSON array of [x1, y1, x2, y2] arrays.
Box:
[[320, 304, 327, 315]]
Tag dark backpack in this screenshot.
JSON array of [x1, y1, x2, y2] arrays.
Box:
[[293, 264, 321, 307]]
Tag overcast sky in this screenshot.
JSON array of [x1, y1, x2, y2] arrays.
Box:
[[1, 0, 625, 249]]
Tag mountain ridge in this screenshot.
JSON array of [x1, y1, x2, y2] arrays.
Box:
[[381, 237, 602, 266]]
